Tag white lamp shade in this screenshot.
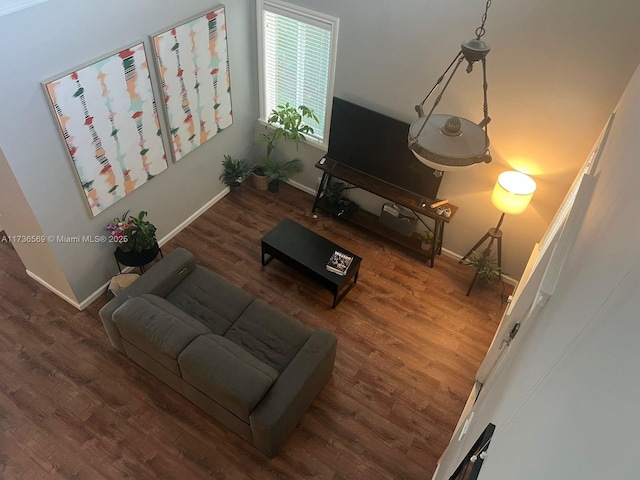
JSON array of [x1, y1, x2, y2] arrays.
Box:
[[491, 171, 536, 215], [408, 114, 492, 171]]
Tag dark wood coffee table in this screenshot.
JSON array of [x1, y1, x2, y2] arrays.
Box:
[[261, 218, 362, 308]]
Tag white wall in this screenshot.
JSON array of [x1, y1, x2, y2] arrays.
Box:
[[0, 148, 77, 303], [273, 0, 640, 278], [434, 61, 640, 479], [0, 0, 258, 303]]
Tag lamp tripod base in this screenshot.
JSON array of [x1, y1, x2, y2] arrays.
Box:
[[460, 214, 504, 296]]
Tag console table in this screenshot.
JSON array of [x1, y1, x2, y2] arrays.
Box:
[[311, 157, 458, 267]]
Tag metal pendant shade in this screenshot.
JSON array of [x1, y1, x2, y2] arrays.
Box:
[[409, 0, 494, 175], [409, 114, 491, 169]]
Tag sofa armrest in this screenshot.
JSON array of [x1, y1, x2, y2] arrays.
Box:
[[249, 328, 337, 457], [99, 247, 196, 352]]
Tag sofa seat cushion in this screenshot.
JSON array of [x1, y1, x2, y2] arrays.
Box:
[[112, 296, 209, 376], [166, 267, 254, 335], [224, 300, 312, 374], [178, 334, 279, 422]]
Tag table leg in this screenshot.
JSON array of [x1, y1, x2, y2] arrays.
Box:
[[332, 265, 360, 308], [312, 172, 331, 213], [466, 270, 480, 296], [261, 243, 274, 266], [437, 220, 444, 255], [428, 220, 444, 268], [114, 252, 123, 274]]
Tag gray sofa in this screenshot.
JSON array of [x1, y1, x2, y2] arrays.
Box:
[[99, 247, 337, 457]]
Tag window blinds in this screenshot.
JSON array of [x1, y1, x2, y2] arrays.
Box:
[[262, 3, 332, 142]]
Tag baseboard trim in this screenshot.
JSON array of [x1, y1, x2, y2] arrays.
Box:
[[78, 265, 138, 310], [287, 179, 316, 197], [25, 269, 81, 309], [157, 187, 230, 247], [441, 247, 463, 261]]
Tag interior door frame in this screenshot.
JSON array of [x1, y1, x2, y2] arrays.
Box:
[[432, 113, 614, 480], [474, 112, 614, 389]]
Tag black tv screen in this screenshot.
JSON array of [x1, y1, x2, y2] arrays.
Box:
[[327, 97, 442, 202]]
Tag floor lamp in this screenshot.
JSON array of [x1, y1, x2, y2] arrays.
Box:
[[461, 171, 537, 295]]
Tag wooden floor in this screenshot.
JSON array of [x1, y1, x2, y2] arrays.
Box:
[[0, 184, 510, 479]]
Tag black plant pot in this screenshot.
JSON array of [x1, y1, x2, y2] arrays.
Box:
[[268, 180, 279, 193], [114, 242, 160, 268]]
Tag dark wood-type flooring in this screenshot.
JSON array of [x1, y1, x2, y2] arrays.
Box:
[[0, 184, 510, 479]]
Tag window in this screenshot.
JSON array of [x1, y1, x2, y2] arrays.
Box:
[[257, 0, 339, 147]]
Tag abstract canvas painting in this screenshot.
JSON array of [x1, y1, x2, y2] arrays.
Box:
[[43, 42, 167, 217], [152, 6, 233, 161]]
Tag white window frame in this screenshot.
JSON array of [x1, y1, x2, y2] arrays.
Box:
[[256, 0, 339, 150]]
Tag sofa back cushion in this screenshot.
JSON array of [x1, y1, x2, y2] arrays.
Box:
[[140, 294, 213, 333], [112, 295, 210, 376], [224, 300, 312, 374], [179, 334, 279, 422], [99, 247, 197, 352], [166, 267, 254, 335]]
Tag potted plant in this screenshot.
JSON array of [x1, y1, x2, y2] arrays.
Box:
[[253, 103, 317, 191], [419, 230, 435, 251], [251, 164, 269, 191], [463, 247, 502, 285], [219, 155, 251, 192], [258, 157, 304, 192], [107, 210, 159, 269], [322, 181, 350, 206]]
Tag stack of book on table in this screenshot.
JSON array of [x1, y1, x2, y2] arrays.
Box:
[[326, 251, 353, 276]]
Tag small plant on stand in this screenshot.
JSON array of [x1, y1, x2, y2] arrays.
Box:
[[322, 181, 352, 206], [463, 247, 504, 296], [463, 248, 502, 285], [106, 210, 157, 253], [419, 230, 435, 251]]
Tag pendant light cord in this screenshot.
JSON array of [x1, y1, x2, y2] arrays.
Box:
[[416, 0, 492, 112], [475, 0, 492, 40], [415, 52, 463, 114]]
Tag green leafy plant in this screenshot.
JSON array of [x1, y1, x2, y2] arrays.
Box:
[[259, 157, 304, 185], [463, 248, 502, 284], [322, 181, 352, 205], [219, 155, 251, 188], [419, 229, 436, 251], [420, 230, 435, 244], [106, 210, 157, 253], [253, 103, 316, 191], [259, 103, 318, 160]]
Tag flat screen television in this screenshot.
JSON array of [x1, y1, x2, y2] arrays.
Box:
[[327, 97, 443, 202]]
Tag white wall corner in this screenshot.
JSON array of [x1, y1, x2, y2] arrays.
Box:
[[71, 188, 231, 310], [26, 269, 81, 309]]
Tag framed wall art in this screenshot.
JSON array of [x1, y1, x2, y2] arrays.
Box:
[[151, 6, 233, 161], [42, 42, 168, 217]]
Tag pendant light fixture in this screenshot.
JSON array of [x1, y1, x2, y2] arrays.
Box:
[[408, 0, 494, 176]]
